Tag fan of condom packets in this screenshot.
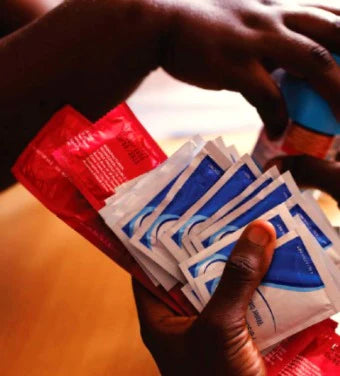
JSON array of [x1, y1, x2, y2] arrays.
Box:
[[100, 136, 340, 351]]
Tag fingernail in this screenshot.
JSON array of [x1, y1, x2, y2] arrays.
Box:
[[247, 226, 271, 247]]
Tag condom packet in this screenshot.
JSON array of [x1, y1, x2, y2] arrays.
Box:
[[193, 225, 340, 350], [194, 171, 300, 250], [285, 195, 340, 268], [180, 204, 295, 293], [12, 105, 186, 315], [53, 103, 167, 211], [265, 319, 340, 375], [130, 141, 235, 282], [100, 136, 231, 219], [104, 137, 205, 290], [160, 155, 262, 259], [189, 166, 280, 240]]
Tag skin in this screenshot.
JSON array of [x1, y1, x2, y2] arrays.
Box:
[[0, 1, 339, 374], [133, 220, 277, 376], [1, 0, 340, 190], [267, 155, 340, 205]]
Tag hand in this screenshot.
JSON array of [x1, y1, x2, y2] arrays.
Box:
[[2, 0, 340, 187], [133, 220, 276, 376], [267, 155, 340, 205], [161, 0, 340, 139]]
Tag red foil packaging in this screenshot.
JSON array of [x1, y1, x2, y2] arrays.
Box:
[[53, 104, 167, 210], [12, 104, 186, 315], [52, 105, 197, 315], [265, 319, 340, 375]]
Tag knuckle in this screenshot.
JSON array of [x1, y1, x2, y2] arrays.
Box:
[[242, 10, 276, 31], [309, 45, 334, 72], [198, 313, 244, 339], [225, 255, 259, 282]]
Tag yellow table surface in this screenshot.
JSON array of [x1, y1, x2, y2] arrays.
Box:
[[0, 133, 339, 376]]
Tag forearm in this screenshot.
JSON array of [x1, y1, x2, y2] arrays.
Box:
[[0, 0, 169, 189]]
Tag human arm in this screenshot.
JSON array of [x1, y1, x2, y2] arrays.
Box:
[[1, 0, 340, 190]]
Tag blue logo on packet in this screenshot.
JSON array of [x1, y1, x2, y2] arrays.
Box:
[[204, 182, 293, 247], [122, 174, 180, 238], [201, 235, 324, 294], [141, 214, 179, 249], [191, 215, 290, 278], [122, 206, 154, 238], [172, 215, 207, 247], [172, 164, 259, 247], [206, 277, 221, 295], [139, 156, 225, 250], [289, 204, 332, 250]]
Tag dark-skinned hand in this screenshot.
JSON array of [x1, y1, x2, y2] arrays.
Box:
[[133, 220, 277, 376]]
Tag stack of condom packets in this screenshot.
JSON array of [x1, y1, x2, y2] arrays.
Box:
[[100, 136, 340, 351]]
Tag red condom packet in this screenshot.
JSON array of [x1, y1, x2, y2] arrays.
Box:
[[53, 105, 197, 315], [53, 104, 167, 211], [12, 105, 186, 315], [265, 319, 340, 375]]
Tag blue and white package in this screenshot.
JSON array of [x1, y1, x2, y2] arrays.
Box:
[[101, 137, 205, 290], [194, 226, 340, 350], [180, 204, 295, 291], [214, 138, 240, 163], [130, 141, 234, 282], [100, 136, 205, 220], [160, 155, 261, 261], [195, 172, 300, 250], [285, 195, 340, 267], [189, 166, 280, 239], [293, 215, 340, 293], [182, 166, 280, 255]]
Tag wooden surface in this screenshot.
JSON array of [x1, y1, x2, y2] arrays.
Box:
[[0, 133, 339, 376], [0, 184, 158, 376]]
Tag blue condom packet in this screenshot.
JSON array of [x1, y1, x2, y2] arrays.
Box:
[[102, 137, 205, 290], [193, 225, 340, 351], [180, 204, 295, 290], [160, 154, 261, 262], [195, 171, 300, 250], [130, 141, 234, 282], [180, 166, 280, 256], [187, 166, 280, 240], [285, 195, 340, 267]]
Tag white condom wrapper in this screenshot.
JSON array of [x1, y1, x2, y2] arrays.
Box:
[[130, 141, 234, 282], [194, 226, 340, 351], [193, 172, 300, 251]]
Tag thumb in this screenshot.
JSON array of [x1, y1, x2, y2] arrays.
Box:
[[193, 221, 276, 375], [266, 155, 340, 205], [205, 220, 276, 319]]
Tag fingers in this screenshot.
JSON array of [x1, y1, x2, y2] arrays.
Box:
[[203, 220, 277, 321], [266, 155, 340, 204], [267, 29, 340, 119], [283, 7, 340, 53], [300, 1, 340, 16], [240, 62, 288, 139]]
